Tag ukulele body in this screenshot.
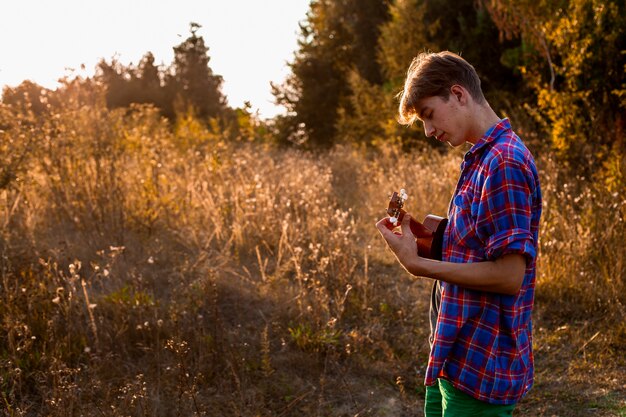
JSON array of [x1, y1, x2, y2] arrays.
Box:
[[387, 191, 448, 261]]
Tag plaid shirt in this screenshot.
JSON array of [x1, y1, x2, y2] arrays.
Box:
[[425, 118, 542, 405]]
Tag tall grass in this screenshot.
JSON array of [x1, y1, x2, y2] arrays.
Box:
[[0, 96, 624, 415]]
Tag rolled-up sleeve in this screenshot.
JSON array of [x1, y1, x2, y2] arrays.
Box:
[[476, 156, 537, 261]]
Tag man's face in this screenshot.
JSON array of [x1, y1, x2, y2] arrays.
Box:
[[415, 94, 470, 147]]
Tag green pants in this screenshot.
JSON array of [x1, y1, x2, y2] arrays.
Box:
[[424, 379, 516, 417]]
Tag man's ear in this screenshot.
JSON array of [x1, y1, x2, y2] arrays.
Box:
[[450, 85, 466, 103]]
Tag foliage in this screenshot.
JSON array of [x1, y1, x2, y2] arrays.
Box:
[[294, 0, 525, 148], [377, 0, 434, 84], [169, 22, 227, 120], [0, 4, 625, 415], [335, 70, 394, 146], [96, 53, 169, 116], [482, 0, 626, 170], [1, 81, 50, 117], [0, 96, 623, 413], [96, 22, 227, 123], [280, 0, 625, 180], [272, 0, 391, 147]]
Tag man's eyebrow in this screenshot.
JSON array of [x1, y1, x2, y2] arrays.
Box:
[[417, 106, 429, 120]]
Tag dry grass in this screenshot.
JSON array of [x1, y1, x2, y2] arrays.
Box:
[[0, 99, 624, 416]]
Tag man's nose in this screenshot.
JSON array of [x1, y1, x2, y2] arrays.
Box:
[[423, 121, 435, 137]]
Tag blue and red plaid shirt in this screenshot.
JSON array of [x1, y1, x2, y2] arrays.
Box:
[[426, 118, 542, 405]]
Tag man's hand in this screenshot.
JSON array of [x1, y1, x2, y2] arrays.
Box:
[[375, 212, 421, 274], [376, 212, 527, 295]]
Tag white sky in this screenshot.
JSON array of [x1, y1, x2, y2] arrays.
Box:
[[0, 0, 311, 118]]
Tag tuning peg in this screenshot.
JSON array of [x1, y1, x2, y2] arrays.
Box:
[[400, 189, 408, 200], [390, 216, 398, 225]]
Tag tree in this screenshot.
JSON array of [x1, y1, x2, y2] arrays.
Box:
[[96, 24, 226, 123], [136, 52, 167, 111], [481, 0, 626, 168], [348, 0, 524, 149], [273, 0, 391, 147], [96, 57, 142, 111], [168, 22, 226, 121], [378, 0, 434, 85], [422, 0, 524, 97], [1, 80, 49, 117]]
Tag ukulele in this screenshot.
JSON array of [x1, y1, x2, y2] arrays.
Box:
[[387, 189, 448, 261]]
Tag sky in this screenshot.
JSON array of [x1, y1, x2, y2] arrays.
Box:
[[0, 0, 311, 118]]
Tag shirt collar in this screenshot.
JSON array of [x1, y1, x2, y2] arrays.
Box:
[[464, 118, 511, 161]]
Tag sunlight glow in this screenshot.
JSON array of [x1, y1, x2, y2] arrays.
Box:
[[0, 0, 310, 118]]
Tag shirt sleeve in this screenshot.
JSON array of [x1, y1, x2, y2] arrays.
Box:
[[475, 155, 537, 261]]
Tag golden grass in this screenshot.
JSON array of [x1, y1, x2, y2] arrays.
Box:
[[0, 102, 624, 416]]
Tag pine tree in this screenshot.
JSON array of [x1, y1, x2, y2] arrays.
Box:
[[168, 22, 226, 121]]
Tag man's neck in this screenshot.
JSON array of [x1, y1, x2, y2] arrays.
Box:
[[467, 104, 501, 144]]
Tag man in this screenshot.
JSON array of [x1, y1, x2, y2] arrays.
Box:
[[376, 51, 542, 416]]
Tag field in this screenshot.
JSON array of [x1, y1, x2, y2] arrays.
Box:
[[1, 102, 625, 416]]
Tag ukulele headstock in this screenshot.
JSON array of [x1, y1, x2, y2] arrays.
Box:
[[387, 188, 408, 225]]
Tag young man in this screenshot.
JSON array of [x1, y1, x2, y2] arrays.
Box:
[[376, 51, 542, 416]]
